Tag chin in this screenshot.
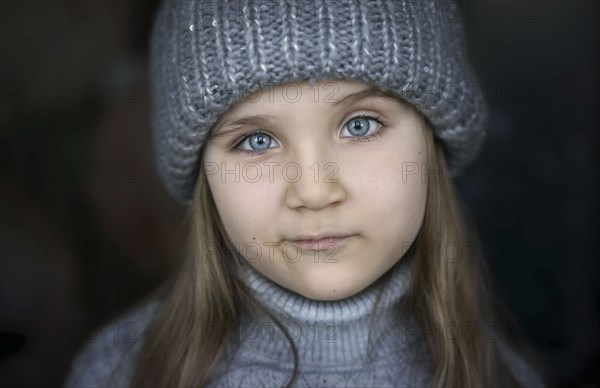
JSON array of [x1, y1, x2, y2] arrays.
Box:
[[293, 273, 369, 301]]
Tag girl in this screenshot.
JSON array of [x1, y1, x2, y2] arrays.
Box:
[[64, 0, 546, 387]]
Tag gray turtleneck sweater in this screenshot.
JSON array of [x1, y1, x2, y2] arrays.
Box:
[[63, 257, 545, 387]]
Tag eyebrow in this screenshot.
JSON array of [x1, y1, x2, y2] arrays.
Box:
[[210, 115, 280, 139], [210, 87, 402, 139], [331, 87, 401, 107]]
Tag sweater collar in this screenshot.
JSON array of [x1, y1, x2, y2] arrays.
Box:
[[234, 253, 416, 366]]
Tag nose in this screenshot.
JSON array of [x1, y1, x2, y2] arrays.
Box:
[[284, 149, 347, 211]]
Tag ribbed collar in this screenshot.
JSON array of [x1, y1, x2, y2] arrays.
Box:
[[233, 253, 416, 367]]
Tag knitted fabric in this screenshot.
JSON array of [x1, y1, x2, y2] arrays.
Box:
[[62, 255, 546, 387], [149, 0, 487, 205], [206, 254, 434, 387]]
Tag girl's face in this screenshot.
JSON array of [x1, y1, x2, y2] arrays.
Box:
[[203, 79, 427, 301]]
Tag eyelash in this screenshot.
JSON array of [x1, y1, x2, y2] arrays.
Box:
[[347, 114, 385, 143], [228, 114, 386, 156]]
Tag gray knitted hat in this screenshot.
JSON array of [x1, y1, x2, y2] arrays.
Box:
[[149, 0, 487, 205]]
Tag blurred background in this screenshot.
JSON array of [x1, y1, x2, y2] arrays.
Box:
[[0, 1, 597, 387]]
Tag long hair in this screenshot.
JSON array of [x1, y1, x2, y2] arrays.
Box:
[[129, 105, 535, 387], [405, 116, 530, 387]]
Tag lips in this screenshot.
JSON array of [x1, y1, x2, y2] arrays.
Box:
[[287, 234, 354, 251]]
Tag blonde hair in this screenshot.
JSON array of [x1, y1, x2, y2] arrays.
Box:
[[130, 105, 532, 388]]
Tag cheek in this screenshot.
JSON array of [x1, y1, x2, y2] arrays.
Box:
[[349, 138, 427, 246], [361, 166, 426, 228], [206, 170, 280, 244]]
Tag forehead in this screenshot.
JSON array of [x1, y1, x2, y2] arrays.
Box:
[[213, 79, 401, 127]]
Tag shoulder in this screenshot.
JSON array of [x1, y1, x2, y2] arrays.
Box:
[[497, 340, 547, 388], [62, 298, 164, 388]]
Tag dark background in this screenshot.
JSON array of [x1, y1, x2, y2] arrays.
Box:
[[0, 1, 597, 387]]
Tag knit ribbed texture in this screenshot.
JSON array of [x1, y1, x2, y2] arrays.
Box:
[[207, 254, 435, 387], [149, 0, 488, 205], [62, 255, 546, 387]]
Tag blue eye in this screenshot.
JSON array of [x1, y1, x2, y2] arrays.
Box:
[[341, 115, 383, 139], [236, 131, 278, 153]]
